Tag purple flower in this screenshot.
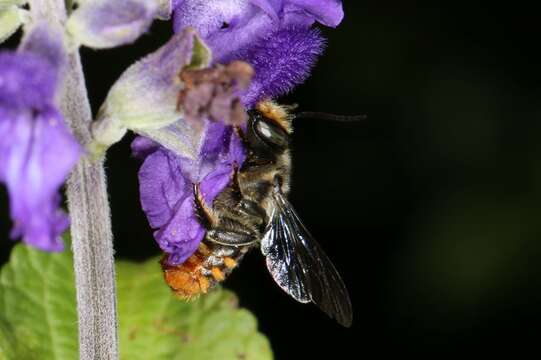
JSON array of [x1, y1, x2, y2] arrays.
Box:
[[136, 0, 344, 265], [0, 24, 82, 251], [108, 28, 254, 265], [133, 121, 245, 265], [173, 0, 343, 105]]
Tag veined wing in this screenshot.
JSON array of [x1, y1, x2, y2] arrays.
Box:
[[261, 190, 353, 327]]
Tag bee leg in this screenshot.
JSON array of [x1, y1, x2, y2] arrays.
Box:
[[229, 162, 243, 202], [206, 228, 258, 247], [234, 126, 249, 147], [234, 199, 267, 226], [229, 166, 267, 225], [193, 183, 219, 228]]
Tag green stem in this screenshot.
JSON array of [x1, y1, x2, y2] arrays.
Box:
[[29, 1, 119, 359]]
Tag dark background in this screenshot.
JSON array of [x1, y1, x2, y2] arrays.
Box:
[[3, 2, 541, 358]]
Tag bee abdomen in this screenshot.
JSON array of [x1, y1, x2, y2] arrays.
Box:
[[161, 242, 249, 299]]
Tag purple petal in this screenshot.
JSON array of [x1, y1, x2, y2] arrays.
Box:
[[0, 23, 80, 251], [173, 0, 254, 37], [236, 26, 325, 106], [199, 162, 237, 202], [156, 159, 238, 265], [131, 136, 159, 159], [174, 0, 275, 61], [205, 10, 274, 63], [173, 0, 343, 62], [199, 121, 231, 163], [285, 0, 343, 27], [0, 107, 81, 251], [137, 121, 245, 265], [0, 52, 57, 110], [139, 149, 186, 229], [0, 22, 64, 110], [155, 193, 203, 265], [228, 125, 246, 165], [19, 22, 66, 73], [250, 0, 280, 21]]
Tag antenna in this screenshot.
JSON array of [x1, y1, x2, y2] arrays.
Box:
[[295, 112, 367, 122]]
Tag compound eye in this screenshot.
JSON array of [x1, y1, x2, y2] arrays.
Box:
[[253, 116, 289, 150]]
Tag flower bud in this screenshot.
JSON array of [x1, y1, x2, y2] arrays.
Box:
[[156, 0, 172, 20], [0, 0, 26, 6], [92, 28, 211, 157], [66, 0, 158, 49], [0, 5, 24, 43]]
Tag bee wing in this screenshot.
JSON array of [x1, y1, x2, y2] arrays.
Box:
[[261, 190, 353, 327]]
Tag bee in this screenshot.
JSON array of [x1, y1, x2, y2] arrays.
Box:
[[161, 100, 354, 327]]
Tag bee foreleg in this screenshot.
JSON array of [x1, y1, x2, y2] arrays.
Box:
[[206, 228, 258, 247], [230, 162, 243, 201], [193, 183, 219, 228]]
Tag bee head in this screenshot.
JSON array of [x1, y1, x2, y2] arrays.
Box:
[[246, 109, 290, 157]]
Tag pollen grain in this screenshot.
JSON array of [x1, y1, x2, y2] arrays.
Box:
[[223, 257, 237, 269], [211, 267, 225, 281]]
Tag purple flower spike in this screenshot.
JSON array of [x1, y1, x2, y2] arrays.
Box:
[[134, 121, 245, 265], [0, 24, 82, 251], [173, 0, 343, 104], [136, 0, 345, 265]]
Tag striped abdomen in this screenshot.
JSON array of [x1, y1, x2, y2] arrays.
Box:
[[162, 241, 251, 299]]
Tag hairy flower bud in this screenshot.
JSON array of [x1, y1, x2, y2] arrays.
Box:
[[0, 5, 26, 43], [156, 0, 172, 20], [92, 28, 212, 157], [66, 0, 158, 49]]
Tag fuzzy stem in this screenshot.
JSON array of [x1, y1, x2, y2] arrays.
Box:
[[30, 0, 119, 359]]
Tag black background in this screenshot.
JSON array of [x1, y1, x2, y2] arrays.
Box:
[[3, 2, 541, 358]]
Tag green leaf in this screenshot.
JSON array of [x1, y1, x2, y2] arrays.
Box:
[[0, 242, 78, 360], [0, 242, 272, 360], [117, 260, 272, 360]]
